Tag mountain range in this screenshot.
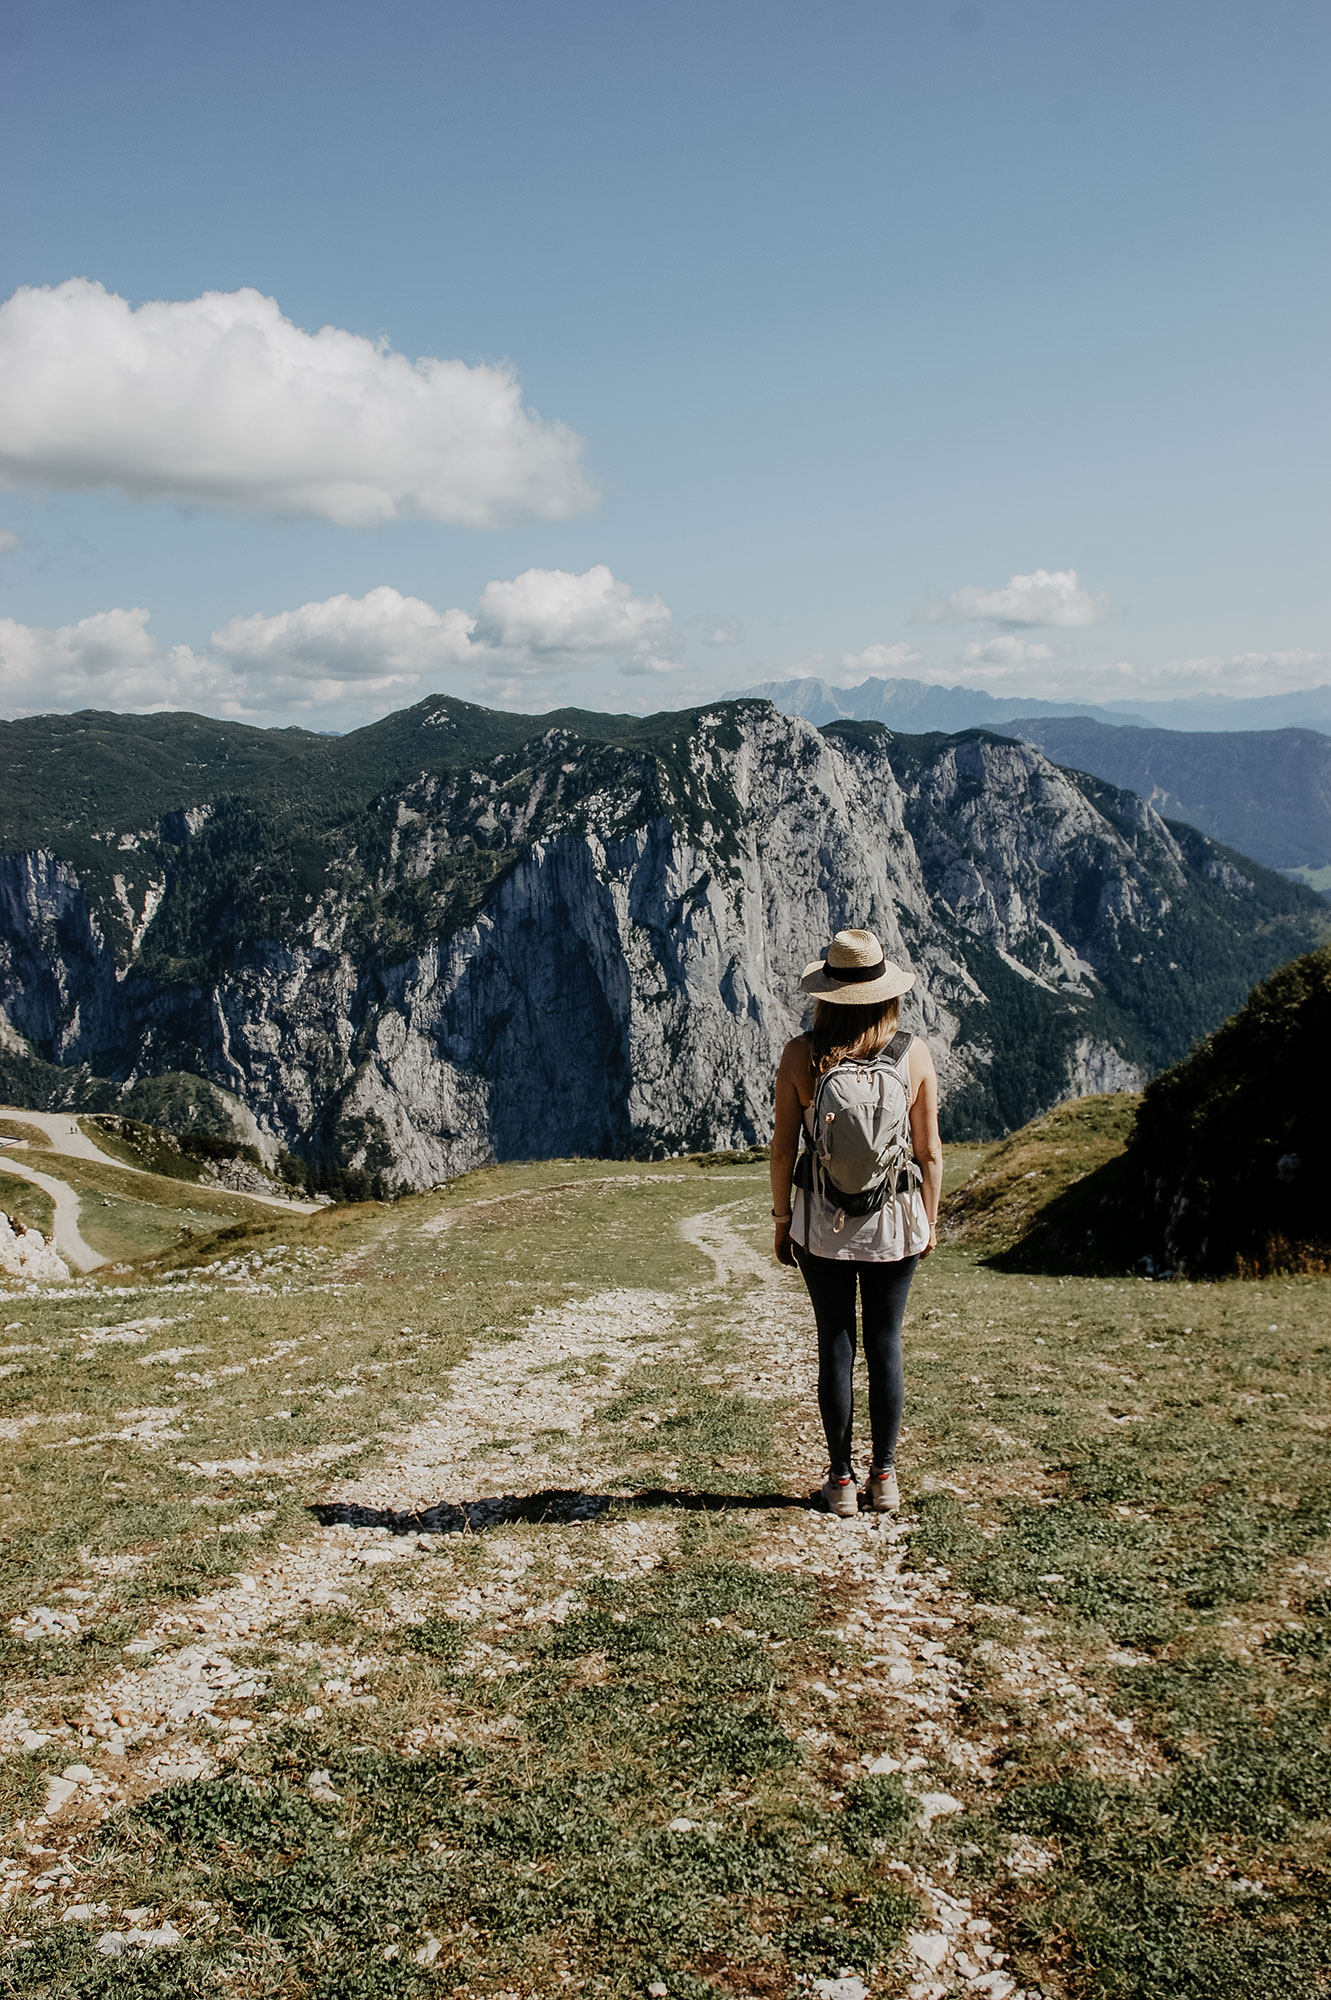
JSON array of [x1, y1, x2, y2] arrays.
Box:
[[735, 674, 1331, 736], [1, 697, 1324, 1189], [739, 677, 1331, 884]]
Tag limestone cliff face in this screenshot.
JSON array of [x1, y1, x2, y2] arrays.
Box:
[[0, 702, 1322, 1186]]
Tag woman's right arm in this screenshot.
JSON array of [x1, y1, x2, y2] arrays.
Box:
[[907, 1039, 943, 1255], [770, 1039, 806, 1267]]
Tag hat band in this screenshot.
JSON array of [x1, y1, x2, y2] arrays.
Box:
[[823, 954, 886, 984]]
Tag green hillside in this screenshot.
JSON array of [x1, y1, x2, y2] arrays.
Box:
[[944, 942, 1331, 1280], [0, 696, 762, 860], [1130, 941, 1331, 1276]]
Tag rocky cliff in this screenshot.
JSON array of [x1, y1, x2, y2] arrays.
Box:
[[0, 698, 1324, 1188]]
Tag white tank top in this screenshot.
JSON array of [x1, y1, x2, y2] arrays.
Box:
[[789, 1038, 931, 1263]]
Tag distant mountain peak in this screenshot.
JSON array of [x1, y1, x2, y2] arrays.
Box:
[[731, 672, 1331, 737]]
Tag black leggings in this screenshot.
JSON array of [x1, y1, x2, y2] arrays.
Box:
[[793, 1245, 919, 1477]]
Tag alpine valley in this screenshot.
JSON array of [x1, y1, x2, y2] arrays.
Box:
[[0, 697, 1324, 1192]]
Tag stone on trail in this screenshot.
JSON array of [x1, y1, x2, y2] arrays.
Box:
[[915, 1790, 964, 1825], [10, 1604, 80, 1642], [906, 1932, 951, 1972]]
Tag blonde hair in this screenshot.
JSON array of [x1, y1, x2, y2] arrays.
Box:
[[809, 996, 900, 1075]]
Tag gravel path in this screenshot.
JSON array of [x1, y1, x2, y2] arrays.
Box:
[[0, 1104, 321, 1216], [0, 1156, 104, 1272], [2, 1197, 1133, 1996]]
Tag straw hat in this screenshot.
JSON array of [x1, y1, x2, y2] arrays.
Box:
[[799, 927, 915, 1005]]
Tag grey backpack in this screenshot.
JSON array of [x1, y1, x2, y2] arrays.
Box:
[[798, 1031, 919, 1223]]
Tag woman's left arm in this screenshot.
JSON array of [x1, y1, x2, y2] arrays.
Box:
[[908, 1040, 943, 1256]]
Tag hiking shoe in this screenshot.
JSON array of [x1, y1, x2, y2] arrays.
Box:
[[817, 1474, 859, 1518], [866, 1467, 900, 1513]]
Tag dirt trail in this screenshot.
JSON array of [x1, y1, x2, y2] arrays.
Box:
[[678, 1199, 771, 1283], [0, 1104, 320, 1216], [0, 1109, 111, 1165], [4, 1197, 1121, 1996], [326, 1286, 685, 1517], [6, 1284, 691, 1791], [0, 1156, 105, 1272]]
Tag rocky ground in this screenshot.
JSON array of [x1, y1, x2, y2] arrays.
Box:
[[0, 1157, 1327, 1998]]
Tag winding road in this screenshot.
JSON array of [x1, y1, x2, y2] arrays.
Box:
[[0, 1105, 319, 1273]]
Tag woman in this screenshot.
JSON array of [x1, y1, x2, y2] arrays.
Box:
[[770, 928, 942, 1517]]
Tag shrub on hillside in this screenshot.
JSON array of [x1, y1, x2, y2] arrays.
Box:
[[1130, 943, 1331, 1277]]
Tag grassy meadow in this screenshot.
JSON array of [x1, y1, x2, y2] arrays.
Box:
[[0, 1117, 1326, 1998]]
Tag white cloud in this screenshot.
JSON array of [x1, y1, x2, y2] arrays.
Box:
[[213, 587, 475, 686], [0, 607, 241, 718], [839, 641, 921, 679], [0, 566, 683, 724], [1127, 651, 1325, 695], [0, 529, 18, 557], [703, 617, 745, 647], [933, 568, 1107, 628], [962, 636, 1056, 668], [0, 280, 592, 529], [474, 564, 677, 674], [945, 647, 1327, 701]]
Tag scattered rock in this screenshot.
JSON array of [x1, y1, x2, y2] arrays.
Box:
[[906, 1932, 951, 1972], [916, 1791, 964, 1826], [9, 1605, 80, 1643], [0, 1212, 69, 1283]]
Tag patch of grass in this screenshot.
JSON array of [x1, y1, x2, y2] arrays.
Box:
[[841, 1772, 915, 1850], [395, 1613, 467, 1662], [0, 1116, 53, 1149], [899, 1246, 1331, 1999], [0, 1167, 55, 1237], [24, 1544, 922, 1998], [942, 1092, 1139, 1264], [5, 1153, 1329, 2000]]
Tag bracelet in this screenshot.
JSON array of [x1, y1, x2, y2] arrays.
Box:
[[771, 1209, 792, 1221]]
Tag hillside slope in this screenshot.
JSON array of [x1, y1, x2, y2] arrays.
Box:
[[944, 943, 1331, 1280], [1, 698, 1325, 1187], [1129, 941, 1331, 1276]]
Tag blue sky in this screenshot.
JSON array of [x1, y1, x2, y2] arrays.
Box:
[[0, 0, 1327, 725]]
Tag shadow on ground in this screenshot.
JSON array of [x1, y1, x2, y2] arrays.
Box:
[[310, 1485, 812, 1537]]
